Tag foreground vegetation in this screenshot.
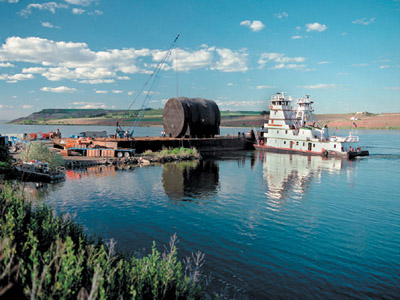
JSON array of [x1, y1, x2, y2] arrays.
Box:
[[0, 183, 207, 299]]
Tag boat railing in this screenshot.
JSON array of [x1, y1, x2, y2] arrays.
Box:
[[329, 135, 359, 143]]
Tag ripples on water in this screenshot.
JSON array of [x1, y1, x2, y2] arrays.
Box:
[[22, 130, 400, 299]]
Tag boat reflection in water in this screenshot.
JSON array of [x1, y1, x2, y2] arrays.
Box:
[[21, 181, 64, 201], [256, 151, 357, 203], [162, 160, 219, 201]]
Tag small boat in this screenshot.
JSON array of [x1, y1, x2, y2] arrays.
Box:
[[254, 92, 369, 159], [16, 161, 65, 183]]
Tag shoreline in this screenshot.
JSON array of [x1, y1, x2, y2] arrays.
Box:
[[6, 112, 400, 130]]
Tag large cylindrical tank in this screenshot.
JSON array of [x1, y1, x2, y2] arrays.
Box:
[[162, 97, 221, 138]]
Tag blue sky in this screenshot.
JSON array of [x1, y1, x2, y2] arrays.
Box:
[[0, 0, 399, 120]]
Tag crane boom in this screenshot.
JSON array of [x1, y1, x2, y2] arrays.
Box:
[[117, 34, 180, 138]]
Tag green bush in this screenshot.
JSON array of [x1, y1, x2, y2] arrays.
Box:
[[0, 183, 207, 299], [144, 148, 199, 159], [19, 142, 64, 170]]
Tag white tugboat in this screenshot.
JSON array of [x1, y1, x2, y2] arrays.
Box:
[[254, 92, 369, 158]]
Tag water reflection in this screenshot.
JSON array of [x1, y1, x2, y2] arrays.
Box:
[[65, 165, 121, 180], [162, 160, 219, 200], [21, 181, 64, 201], [256, 152, 356, 201]]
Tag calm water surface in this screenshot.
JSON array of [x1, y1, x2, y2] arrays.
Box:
[[7, 126, 400, 299]]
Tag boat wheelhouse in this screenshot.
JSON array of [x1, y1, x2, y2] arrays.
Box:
[[254, 92, 369, 158]]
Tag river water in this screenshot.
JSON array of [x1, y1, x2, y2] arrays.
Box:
[[2, 124, 400, 299]]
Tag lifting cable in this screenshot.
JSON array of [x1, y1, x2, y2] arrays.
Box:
[[123, 34, 180, 136]]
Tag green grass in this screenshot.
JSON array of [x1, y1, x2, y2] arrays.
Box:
[[142, 147, 199, 159], [0, 183, 208, 299]]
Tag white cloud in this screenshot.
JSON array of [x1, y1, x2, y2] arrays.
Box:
[[0, 73, 34, 82], [0, 36, 250, 84], [72, 8, 85, 14], [352, 18, 375, 25], [318, 61, 330, 64], [305, 23, 327, 32], [42, 22, 53, 28], [71, 101, 107, 109], [250, 21, 265, 32], [258, 52, 306, 70], [64, 0, 92, 6], [353, 63, 368, 67], [79, 79, 115, 84], [22, 105, 33, 109], [212, 48, 248, 72], [291, 35, 304, 39], [0, 62, 14, 67], [112, 90, 123, 94], [379, 65, 390, 69], [20, 2, 68, 16], [270, 63, 306, 70], [341, 32, 347, 36], [301, 84, 338, 89], [127, 91, 135, 95], [41, 22, 60, 29], [2, 0, 19, 3], [240, 20, 265, 32], [256, 85, 276, 89], [216, 100, 264, 107], [165, 48, 213, 71], [0, 105, 14, 109], [142, 91, 159, 95], [89, 10, 103, 15], [227, 83, 233, 86], [274, 12, 288, 19], [385, 86, 400, 91], [95, 90, 108, 94], [41, 86, 77, 93], [22, 67, 46, 74]]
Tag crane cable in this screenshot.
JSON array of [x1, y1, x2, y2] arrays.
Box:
[[123, 34, 180, 136]]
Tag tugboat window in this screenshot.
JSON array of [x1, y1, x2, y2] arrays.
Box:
[[334, 144, 337, 148], [285, 130, 288, 134], [313, 144, 315, 147]]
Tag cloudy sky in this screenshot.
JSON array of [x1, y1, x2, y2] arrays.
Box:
[[0, 0, 399, 120]]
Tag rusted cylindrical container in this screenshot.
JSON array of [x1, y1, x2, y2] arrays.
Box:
[[162, 97, 221, 138]]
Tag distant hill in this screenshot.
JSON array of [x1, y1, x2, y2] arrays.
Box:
[[10, 108, 266, 126], [11, 108, 149, 124]]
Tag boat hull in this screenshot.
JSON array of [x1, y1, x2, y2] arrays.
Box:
[[254, 144, 369, 159], [17, 170, 65, 183]]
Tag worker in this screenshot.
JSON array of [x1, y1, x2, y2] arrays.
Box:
[[56, 128, 61, 138]]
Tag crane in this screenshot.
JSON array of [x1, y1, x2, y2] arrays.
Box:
[[115, 34, 180, 138]]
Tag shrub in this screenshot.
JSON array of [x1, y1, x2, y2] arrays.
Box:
[[19, 142, 64, 170]]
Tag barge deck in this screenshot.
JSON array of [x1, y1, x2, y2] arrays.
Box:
[[52, 135, 254, 156]]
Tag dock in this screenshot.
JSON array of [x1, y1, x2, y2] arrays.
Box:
[[52, 135, 254, 158]]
